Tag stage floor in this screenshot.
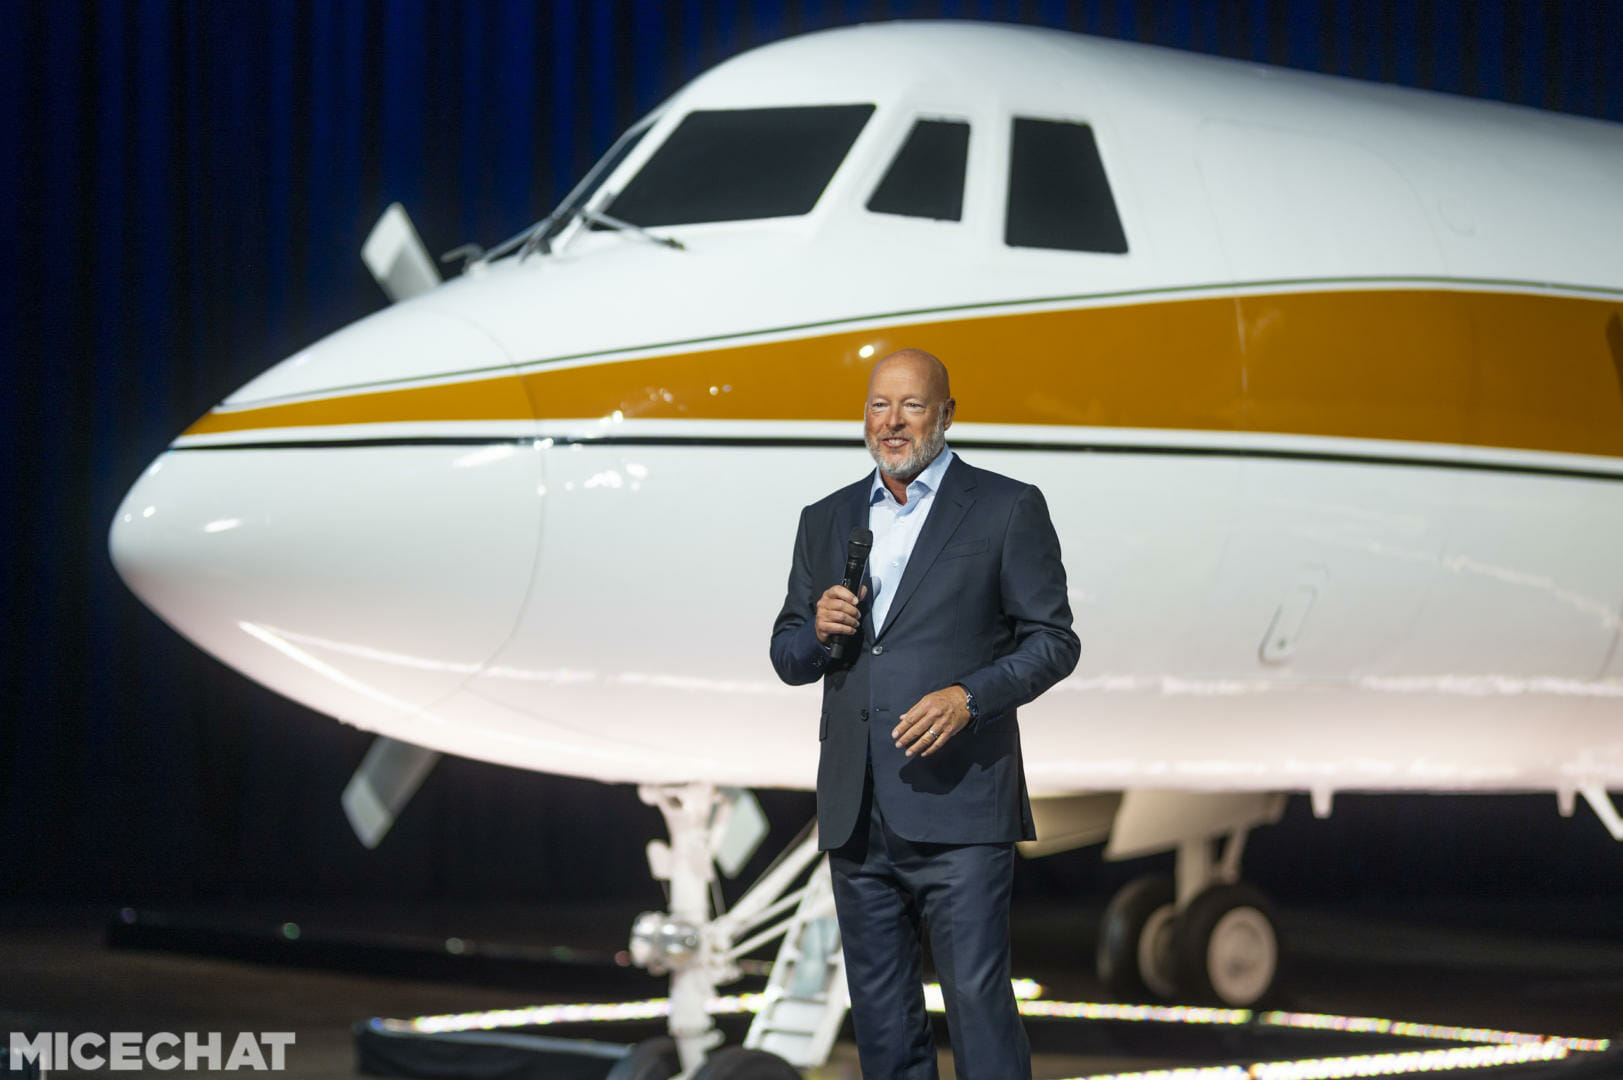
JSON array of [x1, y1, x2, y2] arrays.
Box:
[[2, 898, 1619, 1078]]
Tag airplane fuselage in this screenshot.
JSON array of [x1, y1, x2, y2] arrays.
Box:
[[111, 22, 1623, 800]]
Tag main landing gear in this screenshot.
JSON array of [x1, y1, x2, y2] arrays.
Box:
[[1097, 834, 1282, 1007], [624, 783, 849, 1078]]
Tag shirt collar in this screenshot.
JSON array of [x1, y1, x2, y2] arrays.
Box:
[[870, 444, 954, 506]]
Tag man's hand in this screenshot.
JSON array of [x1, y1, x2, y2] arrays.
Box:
[[814, 584, 868, 645], [893, 686, 972, 757]]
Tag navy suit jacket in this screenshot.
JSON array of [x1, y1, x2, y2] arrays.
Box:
[[770, 455, 1080, 850]]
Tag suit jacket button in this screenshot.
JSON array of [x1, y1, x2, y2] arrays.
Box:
[[872, 645, 883, 655], [859, 709, 869, 722]]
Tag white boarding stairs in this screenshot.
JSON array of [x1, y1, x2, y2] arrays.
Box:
[[743, 859, 850, 1067]]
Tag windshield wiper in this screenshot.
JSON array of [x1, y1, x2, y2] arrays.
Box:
[[440, 214, 557, 271], [449, 201, 682, 271], [578, 208, 686, 251], [443, 192, 682, 274], [516, 209, 568, 261]]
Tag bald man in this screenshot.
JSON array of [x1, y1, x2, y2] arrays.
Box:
[[770, 349, 1080, 1080]]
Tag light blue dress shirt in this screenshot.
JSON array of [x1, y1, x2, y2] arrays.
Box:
[[867, 444, 954, 633]]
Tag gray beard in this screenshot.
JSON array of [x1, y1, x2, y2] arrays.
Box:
[[866, 413, 948, 482]]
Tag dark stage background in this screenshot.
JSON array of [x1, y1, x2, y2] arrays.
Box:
[[4, 1, 1622, 914]]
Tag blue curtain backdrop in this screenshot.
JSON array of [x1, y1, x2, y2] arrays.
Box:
[[4, 1, 1622, 906]]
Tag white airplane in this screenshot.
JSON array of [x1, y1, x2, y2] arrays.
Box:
[[109, 20, 1623, 1077]]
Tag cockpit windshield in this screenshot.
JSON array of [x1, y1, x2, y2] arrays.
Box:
[[601, 105, 875, 228]]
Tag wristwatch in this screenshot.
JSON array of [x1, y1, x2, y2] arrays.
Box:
[[958, 684, 979, 720]]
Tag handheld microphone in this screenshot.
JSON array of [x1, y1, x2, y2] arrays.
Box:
[[828, 526, 873, 661]]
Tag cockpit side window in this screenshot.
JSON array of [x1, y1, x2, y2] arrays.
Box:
[[867, 119, 970, 222], [1005, 117, 1128, 254], [602, 105, 875, 228]]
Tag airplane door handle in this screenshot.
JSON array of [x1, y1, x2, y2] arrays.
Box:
[[1260, 566, 1328, 664]]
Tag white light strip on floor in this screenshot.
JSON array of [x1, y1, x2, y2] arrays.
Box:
[[1015, 1001, 1609, 1058], [381, 984, 1610, 1080], [1258, 1010, 1609, 1053], [1067, 1040, 1573, 1080], [1018, 1000, 1250, 1025], [1069, 1070, 1251, 1080], [389, 979, 1045, 1035]]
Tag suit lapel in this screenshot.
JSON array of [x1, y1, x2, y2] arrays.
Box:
[[834, 474, 876, 639], [875, 456, 977, 641], [831, 474, 870, 550]]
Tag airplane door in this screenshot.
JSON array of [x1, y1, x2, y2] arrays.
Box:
[[1187, 121, 1458, 679]]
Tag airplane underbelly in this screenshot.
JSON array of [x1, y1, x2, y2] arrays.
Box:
[[1006, 442, 1623, 796], [454, 437, 1623, 791], [1018, 688, 1623, 796], [111, 431, 1623, 794], [456, 442, 836, 786], [1165, 455, 1623, 681]]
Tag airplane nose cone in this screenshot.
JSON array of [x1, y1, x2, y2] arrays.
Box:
[[109, 455, 196, 617], [110, 453, 273, 645], [109, 431, 544, 728]]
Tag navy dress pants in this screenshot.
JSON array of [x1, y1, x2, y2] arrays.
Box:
[[828, 770, 1030, 1080]]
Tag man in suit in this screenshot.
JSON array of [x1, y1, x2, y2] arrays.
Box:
[[769, 349, 1080, 1080]]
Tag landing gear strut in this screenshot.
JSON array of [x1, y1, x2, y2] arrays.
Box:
[[628, 783, 848, 1077]]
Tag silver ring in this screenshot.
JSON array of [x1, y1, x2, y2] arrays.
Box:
[[927, 728, 938, 737]]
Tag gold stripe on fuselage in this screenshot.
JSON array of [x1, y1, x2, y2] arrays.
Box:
[[183, 288, 1623, 459]]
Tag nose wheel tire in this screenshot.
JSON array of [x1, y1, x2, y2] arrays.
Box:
[[1172, 882, 1281, 1007], [1097, 875, 1179, 1002], [690, 1047, 801, 1080]]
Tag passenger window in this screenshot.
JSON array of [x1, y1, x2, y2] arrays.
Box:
[[1005, 117, 1128, 253], [603, 105, 875, 227], [867, 119, 970, 221]]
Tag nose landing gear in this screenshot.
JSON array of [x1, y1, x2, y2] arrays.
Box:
[[1097, 836, 1282, 1008], [630, 783, 848, 1077]]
